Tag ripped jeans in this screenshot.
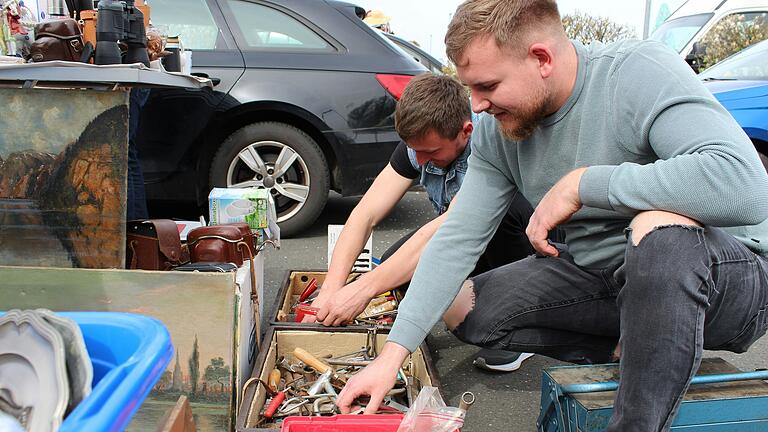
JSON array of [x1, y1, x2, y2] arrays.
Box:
[[452, 225, 768, 432]]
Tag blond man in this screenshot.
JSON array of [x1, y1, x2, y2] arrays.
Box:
[[337, 1, 768, 430], [311, 73, 546, 371]]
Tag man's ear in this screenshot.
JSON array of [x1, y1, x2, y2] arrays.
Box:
[[462, 120, 473, 137], [529, 43, 554, 78]]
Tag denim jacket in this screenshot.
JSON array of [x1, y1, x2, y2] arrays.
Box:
[[407, 138, 472, 215]]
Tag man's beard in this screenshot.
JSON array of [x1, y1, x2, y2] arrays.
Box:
[[495, 86, 552, 141]]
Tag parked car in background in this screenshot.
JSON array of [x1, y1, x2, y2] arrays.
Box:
[[382, 32, 446, 74], [650, 0, 768, 72], [701, 39, 768, 168], [138, 0, 426, 236]]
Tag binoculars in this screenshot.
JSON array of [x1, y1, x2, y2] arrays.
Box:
[[94, 0, 149, 67]]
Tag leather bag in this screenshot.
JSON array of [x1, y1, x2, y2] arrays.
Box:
[[187, 225, 253, 266], [30, 18, 85, 63], [126, 219, 184, 270]]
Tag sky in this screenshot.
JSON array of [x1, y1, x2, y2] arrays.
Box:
[[352, 0, 675, 63]]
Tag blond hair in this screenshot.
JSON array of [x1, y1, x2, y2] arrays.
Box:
[[446, 0, 562, 65], [395, 74, 471, 142]]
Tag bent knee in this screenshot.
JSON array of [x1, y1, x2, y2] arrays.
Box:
[[629, 210, 701, 246], [443, 279, 475, 331]]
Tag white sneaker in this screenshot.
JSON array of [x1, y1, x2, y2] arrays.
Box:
[[473, 350, 534, 372]]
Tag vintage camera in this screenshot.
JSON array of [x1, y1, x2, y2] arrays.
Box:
[[94, 0, 149, 66]]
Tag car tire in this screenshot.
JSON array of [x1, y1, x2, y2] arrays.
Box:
[[210, 122, 329, 237]]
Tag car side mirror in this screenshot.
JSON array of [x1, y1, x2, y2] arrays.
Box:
[[685, 42, 705, 73]]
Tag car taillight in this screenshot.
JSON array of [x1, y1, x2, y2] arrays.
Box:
[[376, 74, 415, 100]]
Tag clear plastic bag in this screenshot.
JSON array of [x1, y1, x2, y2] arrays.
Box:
[[396, 386, 465, 432]]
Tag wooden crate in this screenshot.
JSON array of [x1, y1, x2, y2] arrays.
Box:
[[271, 270, 401, 328], [236, 326, 439, 431]]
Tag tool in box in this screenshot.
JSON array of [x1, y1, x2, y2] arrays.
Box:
[[287, 274, 401, 325], [253, 343, 421, 428]]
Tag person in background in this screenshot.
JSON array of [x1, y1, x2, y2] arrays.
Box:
[[364, 9, 392, 34]]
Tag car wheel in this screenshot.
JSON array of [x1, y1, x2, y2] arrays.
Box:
[[210, 122, 330, 237]]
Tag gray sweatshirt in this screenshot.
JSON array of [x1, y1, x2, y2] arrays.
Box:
[[389, 39, 768, 352]]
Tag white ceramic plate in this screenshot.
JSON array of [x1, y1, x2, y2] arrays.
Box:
[[0, 310, 69, 432], [35, 309, 93, 413]]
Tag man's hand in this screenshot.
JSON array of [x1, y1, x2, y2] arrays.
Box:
[[336, 342, 408, 414], [316, 277, 377, 326], [526, 168, 586, 256], [302, 279, 345, 323]]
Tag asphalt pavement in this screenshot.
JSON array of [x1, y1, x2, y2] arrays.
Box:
[[262, 191, 768, 432]]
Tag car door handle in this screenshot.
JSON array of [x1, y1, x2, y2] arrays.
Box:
[[191, 72, 222, 87]]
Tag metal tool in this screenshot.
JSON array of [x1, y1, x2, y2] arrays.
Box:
[[459, 391, 475, 412], [308, 369, 332, 396]]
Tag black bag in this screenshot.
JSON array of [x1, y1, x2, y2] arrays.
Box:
[[30, 19, 85, 63]]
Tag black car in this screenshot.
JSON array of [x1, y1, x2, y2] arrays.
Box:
[[382, 32, 446, 75], [138, 0, 426, 235]]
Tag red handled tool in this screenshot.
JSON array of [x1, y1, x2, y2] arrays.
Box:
[[263, 391, 286, 418], [298, 278, 318, 302], [294, 304, 319, 322]]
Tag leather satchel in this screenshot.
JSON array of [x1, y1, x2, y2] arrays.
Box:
[[187, 224, 254, 266], [126, 219, 184, 270], [30, 19, 85, 63]]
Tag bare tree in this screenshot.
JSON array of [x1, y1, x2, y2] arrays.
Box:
[[700, 13, 768, 69], [562, 11, 636, 44]]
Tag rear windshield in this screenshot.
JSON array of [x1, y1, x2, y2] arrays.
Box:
[[650, 13, 713, 53]]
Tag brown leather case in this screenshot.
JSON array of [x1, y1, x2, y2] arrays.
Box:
[[229, 222, 257, 255], [126, 219, 184, 270], [30, 19, 84, 62], [188, 225, 248, 266]]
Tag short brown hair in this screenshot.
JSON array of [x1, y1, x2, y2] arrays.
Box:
[[395, 74, 471, 142], [446, 0, 562, 65]]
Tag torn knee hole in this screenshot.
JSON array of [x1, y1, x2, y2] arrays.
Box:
[[444, 280, 476, 331], [629, 223, 702, 247]]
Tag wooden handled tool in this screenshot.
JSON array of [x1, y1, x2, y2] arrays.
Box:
[[268, 368, 281, 393], [293, 347, 331, 374]]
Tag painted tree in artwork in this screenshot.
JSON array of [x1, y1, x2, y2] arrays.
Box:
[[189, 335, 200, 396], [204, 357, 231, 393]]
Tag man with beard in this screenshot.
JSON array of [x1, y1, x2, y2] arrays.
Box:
[[310, 73, 546, 372], [336, 0, 768, 430]]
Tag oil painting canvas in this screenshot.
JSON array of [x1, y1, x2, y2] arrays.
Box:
[[0, 88, 128, 268]]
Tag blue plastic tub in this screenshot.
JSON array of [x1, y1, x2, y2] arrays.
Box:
[[0, 311, 174, 432]]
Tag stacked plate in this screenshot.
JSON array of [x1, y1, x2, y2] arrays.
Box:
[[0, 309, 93, 432]]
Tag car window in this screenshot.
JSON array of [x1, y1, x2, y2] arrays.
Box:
[[225, 0, 332, 50], [699, 40, 768, 80], [147, 0, 220, 50], [650, 13, 713, 53]]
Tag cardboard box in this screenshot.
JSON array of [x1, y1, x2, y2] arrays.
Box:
[[236, 326, 439, 431], [271, 270, 402, 327], [209, 188, 270, 229]]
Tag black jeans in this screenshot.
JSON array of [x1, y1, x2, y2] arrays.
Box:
[[381, 192, 554, 285], [454, 225, 768, 431], [127, 88, 151, 220]]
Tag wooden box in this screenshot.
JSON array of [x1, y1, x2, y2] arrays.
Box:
[[236, 326, 439, 431], [271, 270, 401, 327]]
